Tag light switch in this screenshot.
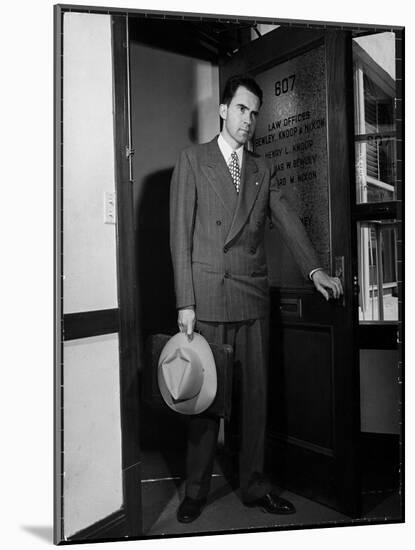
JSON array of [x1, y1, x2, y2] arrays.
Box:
[[104, 192, 116, 225]]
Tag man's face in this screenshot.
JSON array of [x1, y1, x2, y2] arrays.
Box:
[[219, 85, 261, 149]]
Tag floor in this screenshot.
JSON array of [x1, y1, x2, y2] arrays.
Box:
[[139, 450, 402, 537]]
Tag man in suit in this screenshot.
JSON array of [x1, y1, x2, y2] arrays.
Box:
[[170, 74, 342, 523]]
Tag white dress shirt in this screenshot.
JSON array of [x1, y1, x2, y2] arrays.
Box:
[[217, 133, 244, 169]]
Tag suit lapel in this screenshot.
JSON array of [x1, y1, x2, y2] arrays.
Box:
[[225, 151, 264, 246], [201, 138, 238, 216]]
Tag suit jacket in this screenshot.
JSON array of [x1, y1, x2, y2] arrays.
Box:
[[170, 136, 320, 322]]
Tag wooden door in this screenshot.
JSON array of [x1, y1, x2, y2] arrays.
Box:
[[220, 26, 360, 516]]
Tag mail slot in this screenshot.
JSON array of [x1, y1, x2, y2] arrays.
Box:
[[279, 298, 302, 318]]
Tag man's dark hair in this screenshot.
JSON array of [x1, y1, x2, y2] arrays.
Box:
[[220, 74, 263, 107]]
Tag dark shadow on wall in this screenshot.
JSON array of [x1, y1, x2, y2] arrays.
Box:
[[135, 105, 199, 338], [135, 167, 188, 455], [133, 122, 203, 510], [136, 167, 177, 339]]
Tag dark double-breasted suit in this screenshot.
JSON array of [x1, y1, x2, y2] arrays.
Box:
[[170, 136, 320, 501]]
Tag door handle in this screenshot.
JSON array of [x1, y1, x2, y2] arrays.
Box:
[[334, 256, 346, 307]]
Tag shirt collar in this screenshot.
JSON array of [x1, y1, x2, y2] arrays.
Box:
[[217, 133, 244, 166]]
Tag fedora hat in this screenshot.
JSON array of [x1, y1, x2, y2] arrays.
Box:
[[158, 332, 217, 415]]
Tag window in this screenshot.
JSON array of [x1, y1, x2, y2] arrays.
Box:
[[352, 32, 398, 322], [353, 33, 396, 205], [357, 221, 398, 321]]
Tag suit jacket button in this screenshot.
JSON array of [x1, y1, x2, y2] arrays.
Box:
[[250, 247, 256, 254], [216, 220, 222, 226], [223, 246, 228, 253], [224, 271, 230, 279]]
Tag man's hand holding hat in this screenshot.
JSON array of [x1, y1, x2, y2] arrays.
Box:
[[178, 307, 196, 340]]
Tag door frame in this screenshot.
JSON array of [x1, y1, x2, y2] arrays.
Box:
[[111, 13, 143, 537]]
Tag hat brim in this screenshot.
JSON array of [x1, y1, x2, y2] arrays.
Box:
[[158, 332, 217, 415]]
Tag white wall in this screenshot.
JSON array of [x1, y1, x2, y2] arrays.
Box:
[[195, 61, 220, 144], [62, 12, 123, 539], [130, 42, 220, 191], [129, 42, 220, 333]]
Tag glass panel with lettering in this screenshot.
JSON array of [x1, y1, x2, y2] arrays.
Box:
[[353, 32, 396, 204], [254, 45, 330, 287]]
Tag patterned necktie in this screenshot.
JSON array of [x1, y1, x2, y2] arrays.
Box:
[[229, 151, 241, 193]]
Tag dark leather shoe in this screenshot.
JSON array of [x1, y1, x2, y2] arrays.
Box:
[[177, 497, 206, 523], [245, 493, 296, 514]]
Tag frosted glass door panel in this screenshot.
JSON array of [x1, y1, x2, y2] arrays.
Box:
[[63, 13, 118, 313], [63, 333, 122, 538]]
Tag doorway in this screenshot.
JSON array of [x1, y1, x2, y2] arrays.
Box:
[[128, 17, 224, 534], [124, 14, 402, 536]]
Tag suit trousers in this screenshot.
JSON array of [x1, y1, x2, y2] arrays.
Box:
[[185, 317, 272, 503]]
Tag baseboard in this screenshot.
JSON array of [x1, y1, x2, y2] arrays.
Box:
[[62, 508, 128, 544]]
